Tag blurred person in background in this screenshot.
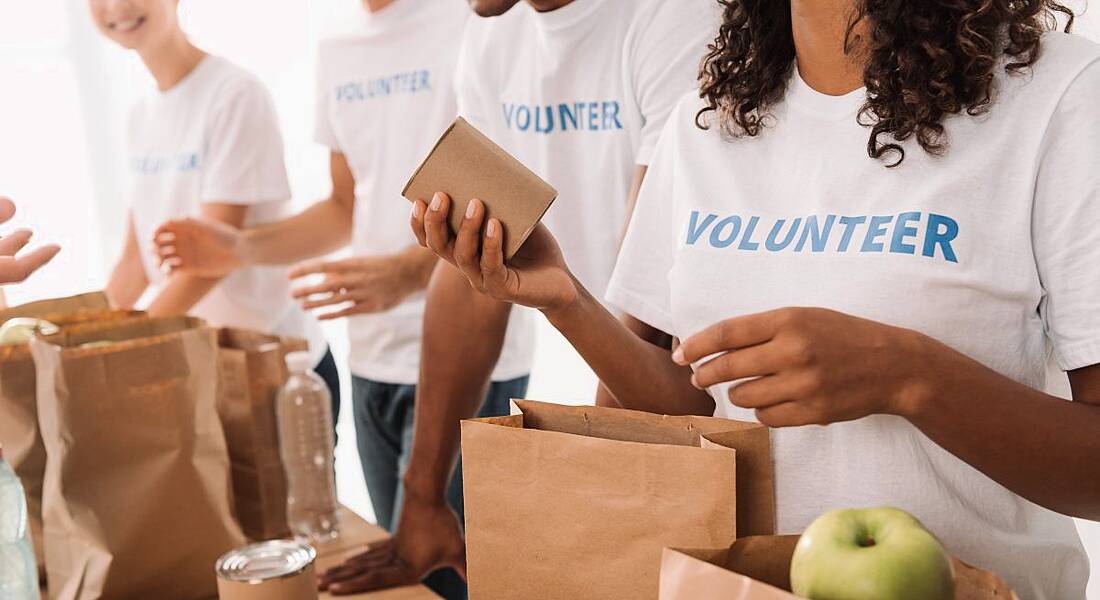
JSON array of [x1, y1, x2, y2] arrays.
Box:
[[86, 0, 339, 410], [411, 0, 1100, 598], [0, 197, 61, 288], [151, 1, 487, 596], [300, 0, 719, 594]]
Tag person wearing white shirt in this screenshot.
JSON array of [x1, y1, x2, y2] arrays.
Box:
[[88, 0, 338, 406], [315, 0, 718, 594], [411, 1, 1100, 599]]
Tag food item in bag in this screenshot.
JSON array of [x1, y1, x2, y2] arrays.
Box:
[[790, 507, 954, 600], [0, 319, 57, 345]]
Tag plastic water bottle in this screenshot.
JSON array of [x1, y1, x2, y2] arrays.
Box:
[[276, 351, 340, 542], [0, 447, 38, 600]]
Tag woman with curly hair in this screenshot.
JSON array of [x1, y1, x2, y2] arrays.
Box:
[[411, 0, 1098, 596]]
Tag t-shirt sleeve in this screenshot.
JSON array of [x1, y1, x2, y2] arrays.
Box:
[[604, 98, 687, 335], [200, 78, 292, 204], [1033, 58, 1100, 371], [624, 0, 717, 166], [313, 46, 340, 151]]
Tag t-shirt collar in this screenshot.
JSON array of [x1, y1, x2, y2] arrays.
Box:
[[361, 0, 424, 31], [528, 0, 604, 34], [785, 63, 866, 120]]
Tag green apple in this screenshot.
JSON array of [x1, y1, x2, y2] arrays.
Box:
[[790, 507, 954, 600]]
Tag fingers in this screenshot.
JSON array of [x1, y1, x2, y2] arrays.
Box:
[[754, 400, 816, 428], [301, 292, 354, 311], [423, 193, 457, 263], [690, 342, 783, 389], [674, 309, 788, 366], [0, 244, 61, 284], [453, 199, 486, 289], [289, 274, 353, 299], [409, 200, 428, 248], [316, 305, 371, 321], [288, 258, 355, 280], [0, 229, 32, 257], [0, 197, 14, 224], [479, 218, 510, 294], [328, 565, 419, 595]]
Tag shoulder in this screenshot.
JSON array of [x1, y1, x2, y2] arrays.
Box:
[[203, 56, 273, 106], [624, 0, 718, 43], [999, 32, 1100, 107]]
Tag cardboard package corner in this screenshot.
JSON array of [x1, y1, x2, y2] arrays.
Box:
[[659, 535, 1019, 600], [402, 116, 558, 259]]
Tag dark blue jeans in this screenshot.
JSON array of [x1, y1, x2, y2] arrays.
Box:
[[352, 375, 529, 600], [312, 348, 342, 441]]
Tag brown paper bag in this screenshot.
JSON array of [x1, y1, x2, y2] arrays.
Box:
[[461, 400, 774, 600], [659, 536, 1019, 600], [215, 327, 307, 541], [0, 291, 128, 574], [31, 316, 246, 600]]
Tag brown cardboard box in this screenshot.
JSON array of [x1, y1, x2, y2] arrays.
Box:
[[461, 400, 774, 600], [659, 536, 1019, 600], [402, 117, 557, 259]]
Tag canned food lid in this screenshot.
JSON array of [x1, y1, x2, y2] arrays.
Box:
[[216, 540, 317, 583]]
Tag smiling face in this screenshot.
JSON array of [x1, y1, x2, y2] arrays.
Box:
[[87, 0, 180, 51]]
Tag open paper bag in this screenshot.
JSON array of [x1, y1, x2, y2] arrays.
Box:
[[659, 536, 1019, 600], [216, 327, 307, 541], [461, 400, 774, 600], [31, 316, 245, 600], [0, 291, 136, 574]]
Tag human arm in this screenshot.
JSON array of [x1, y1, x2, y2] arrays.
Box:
[[105, 211, 148, 309], [674, 307, 1100, 520], [318, 203, 513, 594], [154, 151, 356, 275], [144, 203, 246, 316]]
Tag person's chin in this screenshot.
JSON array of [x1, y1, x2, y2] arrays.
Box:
[[468, 0, 522, 17]]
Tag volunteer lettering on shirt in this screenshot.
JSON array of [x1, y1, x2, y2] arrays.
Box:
[[502, 100, 624, 133], [685, 211, 959, 263], [334, 70, 432, 102]]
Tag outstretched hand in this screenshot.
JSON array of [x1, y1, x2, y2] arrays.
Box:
[[153, 217, 244, 277], [319, 500, 466, 595], [409, 192, 578, 312], [0, 197, 60, 285]]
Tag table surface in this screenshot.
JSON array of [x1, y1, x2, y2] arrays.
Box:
[[40, 507, 439, 600]]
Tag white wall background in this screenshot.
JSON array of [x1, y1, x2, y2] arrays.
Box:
[[0, 1, 1097, 596]]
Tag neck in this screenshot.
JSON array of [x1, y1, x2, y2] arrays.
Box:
[[527, 0, 576, 12], [362, 0, 397, 12], [137, 29, 206, 92], [790, 0, 867, 95]]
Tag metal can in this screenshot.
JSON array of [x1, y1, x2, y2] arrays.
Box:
[[215, 540, 319, 600]]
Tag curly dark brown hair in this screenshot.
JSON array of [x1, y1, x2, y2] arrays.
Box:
[[697, 0, 1075, 166]]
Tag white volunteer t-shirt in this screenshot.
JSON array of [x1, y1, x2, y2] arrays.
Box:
[[607, 33, 1099, 600], [455, 0, 717, 374], [128, 55, 325, 360], [314, 0, 529, 384]]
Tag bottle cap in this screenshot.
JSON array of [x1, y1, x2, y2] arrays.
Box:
[[284, 351, 313, 374]]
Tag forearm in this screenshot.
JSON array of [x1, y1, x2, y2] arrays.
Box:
[[402, 264, 513, 503], [392, 244, 438, 293], [145, 273, 222, 317], [106, 255, 147, 310], [545, 282, 713, 416], [241, 197, 353, 265], [904, 335, 1100, 519]]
